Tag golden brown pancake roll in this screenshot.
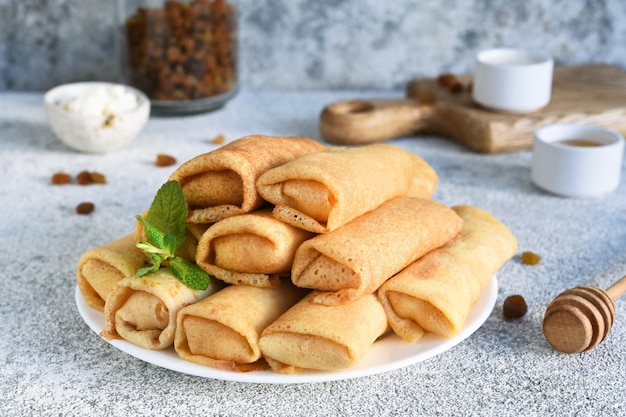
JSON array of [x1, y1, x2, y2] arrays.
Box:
[[291, 197, 463, 305], [259, 292, 389, 373], [256, 144, 438, 233], [100, 268, 221, 350], [407, 152, 439, 198], [378, 205, 518, 342], [76, 234, 146, 311], [174, 281, 308, 372], [169, 135, 327, 224], [195, 209, 315, 288]]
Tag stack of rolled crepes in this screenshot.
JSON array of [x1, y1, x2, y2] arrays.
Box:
[[76, 134, 517, 374]]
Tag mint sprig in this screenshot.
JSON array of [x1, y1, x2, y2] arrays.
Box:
[[135, 180, 210, 291]]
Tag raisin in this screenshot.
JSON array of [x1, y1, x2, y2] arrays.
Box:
[[89, 172, 107, 184], [449, 82, 464, 94], [437, 73, 457, 87], [417, 89, 436, 104], [51, 172, 72, 185], [76, 171, 93, 185], [212, 134, 225, 144], [76, 171, 106, 185], [521, 251, 541, 265], [102, 114, 115, 128], [76, 202, 95, 215], [156, 154, 177, 167], [503, 295, 527, 320]]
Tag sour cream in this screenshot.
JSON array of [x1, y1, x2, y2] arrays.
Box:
[[62, 85, 139, 118]]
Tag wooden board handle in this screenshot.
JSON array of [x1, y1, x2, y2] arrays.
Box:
[[319, 99, 434, 145]]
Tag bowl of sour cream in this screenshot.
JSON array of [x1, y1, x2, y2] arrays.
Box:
[[44, 82, 150, 153]]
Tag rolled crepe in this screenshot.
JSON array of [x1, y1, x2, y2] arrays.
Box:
[[259, 292, 389, 373], [195, 209, 315, 287], [169, 135, 327, 224], [377, 205, 518, 342], [100, 268, 220, 350], [291, 197, 463, 305], [256, 144, 438, 233], [407, 152, 439, 198], [76, 234, 146, 311], [174, 281, 308, 372]]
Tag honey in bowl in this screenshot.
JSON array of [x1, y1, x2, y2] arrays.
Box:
[[556, 139, 604, 147]]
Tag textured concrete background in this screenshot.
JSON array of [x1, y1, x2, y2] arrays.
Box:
[[1, 0, 626, 91]]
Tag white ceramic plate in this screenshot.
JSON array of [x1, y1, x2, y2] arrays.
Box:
[[76, 276, 497, 384]]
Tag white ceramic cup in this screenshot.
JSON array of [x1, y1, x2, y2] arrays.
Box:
[[472, 48, 553, 113], [531, 123, 624, 198]]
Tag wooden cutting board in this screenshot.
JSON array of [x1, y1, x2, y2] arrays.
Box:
[[319, 64, 626, 153]]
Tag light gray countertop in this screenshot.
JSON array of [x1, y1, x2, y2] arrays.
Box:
[[1, 90, 625, 417]]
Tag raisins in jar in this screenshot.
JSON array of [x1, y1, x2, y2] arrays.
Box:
[[121, 0, 237, 103], [521, 251, 541, 265], [417, 89, 436, 104], [449, 82, 464, 94], [437, 73, 457, 87], [76, 202, 95, 215], [503, 295, 527, 320]]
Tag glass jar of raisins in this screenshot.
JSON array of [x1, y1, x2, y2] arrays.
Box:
[[117, 0, 238, 114]]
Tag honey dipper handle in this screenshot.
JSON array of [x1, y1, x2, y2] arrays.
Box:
[[606, 275, 626, 300]]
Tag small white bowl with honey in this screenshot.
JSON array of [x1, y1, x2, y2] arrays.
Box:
[[531, 123, 624, 198]]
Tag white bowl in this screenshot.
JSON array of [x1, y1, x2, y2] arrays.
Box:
[[472, 48, 553, 113], [531, 123, 624, 198], [44, 82, 150, 153]]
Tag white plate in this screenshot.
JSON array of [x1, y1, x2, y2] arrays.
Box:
[[75, 276, 497, 384]]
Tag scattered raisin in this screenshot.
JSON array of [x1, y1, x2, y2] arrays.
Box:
[[437, 73, 457, 87], [76, 171, 106, 185], [89, 172, 107, 184], [51, 172, 72, 185], [76, 171, 93, 185], [76, 202, 95, 215], [156, 154, 177, 167], [212, 134, 225, 144], [520, 251, 541, 265], [503, 295, 528, 320]]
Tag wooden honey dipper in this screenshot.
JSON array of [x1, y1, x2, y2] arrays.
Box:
[[543, 275, 626, 353]]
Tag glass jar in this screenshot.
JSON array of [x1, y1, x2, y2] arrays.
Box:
[[116, 0, 238, 114]]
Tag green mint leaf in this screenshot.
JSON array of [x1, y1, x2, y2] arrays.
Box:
[[136, 215, 166, 249], [162, 233, 178, 256], [135, 251, 164, 277], [169, 257, 210, 291], [136, 264, 158, 278], [144, 181, 188, 253], [134, 242, 169, 278], [136, 241, 172, 259], [133, 181, 200, 289]]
